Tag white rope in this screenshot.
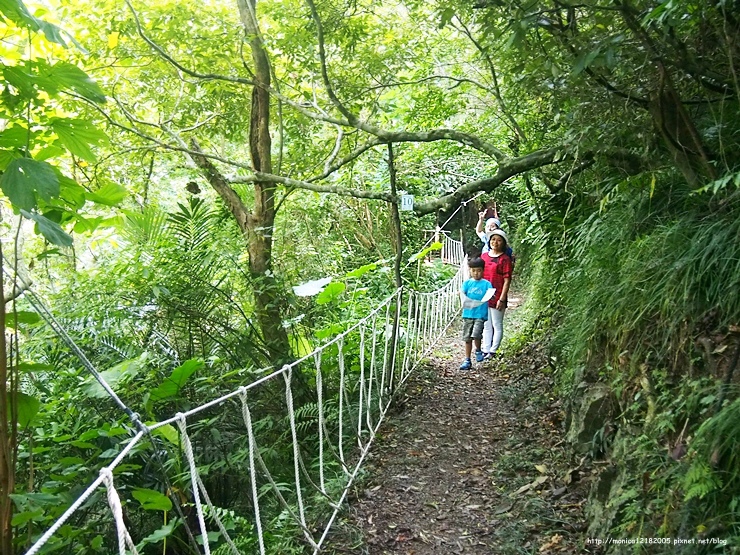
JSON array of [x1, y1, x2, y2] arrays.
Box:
[[176, 414, 211, 555], [366, 311, 378, 433], [424, 294, 432, 351], [337, 336, 346, 468], [389, 289, 403, 394], [357, 322, 366, 448], [283, 368, 308, 529], [101, 468, 140, 555], [314, 351, 326, 494], [25, 237, 464, 555], [401, 292, 413, 378], [379, 301, 392, 404], [413, 292, 423, 367], [193, 470, 241, 555], [239, 392, 315, 542], [238, 387, 266, 555], [24, 430, 145, 555], [149, 288, 403, 433]]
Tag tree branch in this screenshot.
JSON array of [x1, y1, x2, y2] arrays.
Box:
[[309, 132, 377, 182], [413, 146, 571, 215], [454, 16, 527, 142], [122, 0, 510, 163], [188, 139, 253, 232], [232, 172, 393, 202], [305, 0, 358, 125], [556, 158, 595, 189]]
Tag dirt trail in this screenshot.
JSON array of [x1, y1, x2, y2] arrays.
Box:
[[326, 296, 594, 555]]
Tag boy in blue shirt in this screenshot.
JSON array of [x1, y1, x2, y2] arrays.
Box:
[[460, 257, 494, 370]]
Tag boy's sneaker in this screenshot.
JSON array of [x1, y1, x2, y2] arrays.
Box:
[[475, 350, 485, 363], [483, 352, 494, 361], [459, 358, 472, 370]]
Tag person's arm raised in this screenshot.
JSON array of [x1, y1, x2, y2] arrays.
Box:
[[476, 211, 485, 234]]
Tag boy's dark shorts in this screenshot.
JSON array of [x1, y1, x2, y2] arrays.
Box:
[[461, 318, 485, 341]]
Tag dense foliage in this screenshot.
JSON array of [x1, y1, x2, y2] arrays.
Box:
[[1, 0, 739, 552]]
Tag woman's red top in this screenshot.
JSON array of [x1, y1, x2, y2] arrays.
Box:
[[482, 252, 512, 307]]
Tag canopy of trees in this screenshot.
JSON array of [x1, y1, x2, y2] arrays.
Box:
[[0, 0, 738, 552]]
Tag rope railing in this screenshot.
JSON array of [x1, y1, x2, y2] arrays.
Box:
[[23, 235, 466, 555]]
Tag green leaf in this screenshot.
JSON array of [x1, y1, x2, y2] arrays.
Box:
[[35, 144, 66, 161], [2, 65, 37, 98], [45, 62, 106, 104], [315, 323, 345, 340], [150, 359, 204, 401], [69, 440, 96, 449], [408, 242, 443, 262], [0, 0, 78, 48], [58, 456, 85, 465], [84, 355, 145, 398], [6, 311, 41, 328], [11, 509, 44, 527], [1, 158, 60, 210], [345, 262, 377, 279], [288, 333, 313, 358], [51, 118, 108, 163], [151, 424, 179, 445], [0, 0, 40, 31], [438, 7, 454, 29], [58, 174, 87, 209], [316, 281, 346, 304], [10, 492, 60, 506], [8, 392, 40, 428], [0, 125, 33, 149], [73, 216, 105, 234], [39, 21, 82, 50], [84, 182, 127, 206], [139, 518, 181, 545], [132, 488, 172, 512], [17, 362, 55, 372], [20, 210, 73, 247], [0, 149, 22, 171], [572, 47, 601, 76]]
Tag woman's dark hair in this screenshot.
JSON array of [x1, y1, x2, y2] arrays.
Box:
[[468, 257, 485, 269], [488, 231, 508, 249]]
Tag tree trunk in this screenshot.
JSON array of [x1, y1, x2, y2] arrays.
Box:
[[237, 0, 290, 364], [0, 245, 14, 555], [386, 144, 403, 395]]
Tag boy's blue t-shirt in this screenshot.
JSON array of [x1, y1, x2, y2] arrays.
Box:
[[462, 278, 493, 320]]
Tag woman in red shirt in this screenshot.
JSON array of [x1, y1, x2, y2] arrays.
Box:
[[481, 229, 512, 359]]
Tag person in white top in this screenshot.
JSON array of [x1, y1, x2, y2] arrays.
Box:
[[476, 202, 502, 255], [476, 215, 501, 254]]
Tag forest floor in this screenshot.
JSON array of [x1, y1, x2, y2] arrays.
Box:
[[325, 293, 599, 555]]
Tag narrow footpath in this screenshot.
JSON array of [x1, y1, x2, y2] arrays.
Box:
[[326, 296, 596, 555]]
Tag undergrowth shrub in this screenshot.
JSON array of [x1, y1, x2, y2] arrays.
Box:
[[523, 174, 740, 549]]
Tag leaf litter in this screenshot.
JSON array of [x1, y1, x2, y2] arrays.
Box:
[[325, 298, 599, 554]]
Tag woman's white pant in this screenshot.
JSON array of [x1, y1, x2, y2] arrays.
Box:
[[482, 307, 506, 354]]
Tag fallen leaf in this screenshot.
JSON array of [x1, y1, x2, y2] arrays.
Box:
[[495, 501, 515, 514], [514, 475, 549, 496], [539, 533, 563, 552], [551, 486, 567, 499], [514, 483, 532, 495]]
